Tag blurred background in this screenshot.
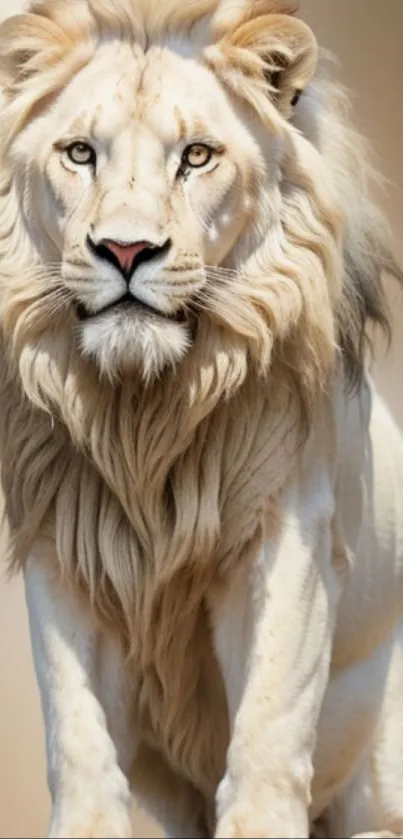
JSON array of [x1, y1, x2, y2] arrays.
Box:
[[0, 0, 402, 836]]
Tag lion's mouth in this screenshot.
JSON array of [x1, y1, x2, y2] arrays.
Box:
[[75, 292, 186, 324]]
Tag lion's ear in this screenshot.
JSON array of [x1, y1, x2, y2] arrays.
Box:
[[212, 0, 301, 33], [0, 13, 61, 89], [204, 13, 317, 118], [0, 6, 92, 144], [0, 15, 33, 89], [0, 5, 90, 93]]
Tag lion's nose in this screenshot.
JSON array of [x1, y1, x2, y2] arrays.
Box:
[[87, 235, 171, 279], [101, 240, 150, 274]]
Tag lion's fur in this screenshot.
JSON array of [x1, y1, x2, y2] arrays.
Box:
[[0, 0, 401, 799]]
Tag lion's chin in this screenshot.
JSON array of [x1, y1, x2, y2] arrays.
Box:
[[79, 308, 191, 382]]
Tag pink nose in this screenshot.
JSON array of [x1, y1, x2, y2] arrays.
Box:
[[99, 239, 151, 274]]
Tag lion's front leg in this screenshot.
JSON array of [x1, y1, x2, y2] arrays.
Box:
[[212, 436, 342, 838], [24, 540, 135, 839], [352, 833, 402, 838]]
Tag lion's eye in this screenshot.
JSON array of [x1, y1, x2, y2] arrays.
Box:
[[182, 144, 213, 169], [65, 141, 96, 167]]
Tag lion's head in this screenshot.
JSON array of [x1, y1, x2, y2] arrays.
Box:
[[0, 0, 344, 392], [0, 0, 398, 416]]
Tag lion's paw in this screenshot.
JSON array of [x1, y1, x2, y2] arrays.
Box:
[[215, 804, 306, 839], [48, 808, 132, 839], [48, 777, 132, 838], [352, 833, 401, 838]]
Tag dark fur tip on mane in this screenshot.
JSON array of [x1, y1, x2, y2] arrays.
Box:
[[302, 70, 403, 393], [338, 223, 402, 391]]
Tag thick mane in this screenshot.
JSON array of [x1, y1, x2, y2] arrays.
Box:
[[0, 0, 401, 658]]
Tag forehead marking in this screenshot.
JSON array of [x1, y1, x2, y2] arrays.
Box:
[[174, 107, 188, 142]]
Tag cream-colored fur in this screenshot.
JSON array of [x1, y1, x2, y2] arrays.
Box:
[[0, 1, 402, 837]]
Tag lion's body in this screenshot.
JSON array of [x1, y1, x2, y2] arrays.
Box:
[[0, 1, 402, 837], [19, 378, 403, 838]]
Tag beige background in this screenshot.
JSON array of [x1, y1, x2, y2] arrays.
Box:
[[0, 1, 402, 836]]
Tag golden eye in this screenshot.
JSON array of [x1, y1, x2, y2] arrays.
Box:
[[65, 141, 96, 166], [182, 143, 213, 169]]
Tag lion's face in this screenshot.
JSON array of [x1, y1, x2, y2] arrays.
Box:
[[11, 39, 268, 379], [1, 1, 339, 408]]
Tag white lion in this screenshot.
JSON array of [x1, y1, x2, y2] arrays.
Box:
[[0, 0, 402, 837]]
